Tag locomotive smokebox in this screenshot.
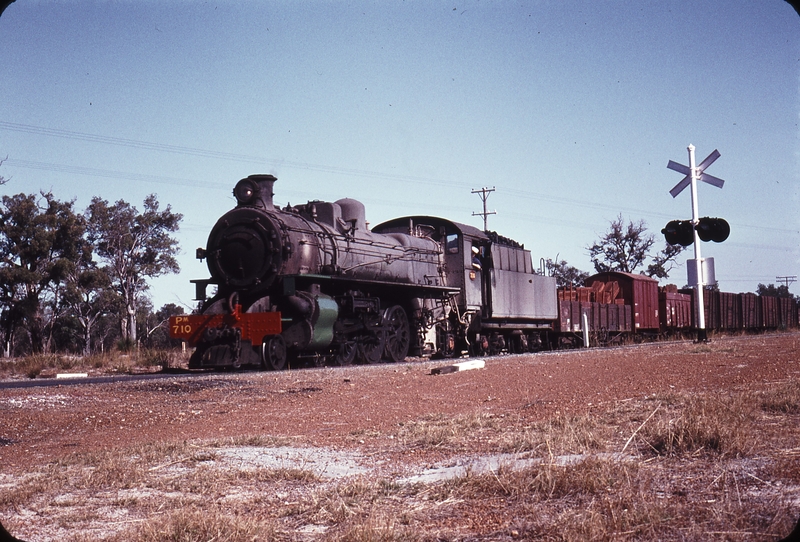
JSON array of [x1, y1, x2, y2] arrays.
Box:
[[207, 174, 285, 290], [233, 174, 277, 210]]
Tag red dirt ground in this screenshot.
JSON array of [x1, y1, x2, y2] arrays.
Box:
[[2, 332, 798, 475]]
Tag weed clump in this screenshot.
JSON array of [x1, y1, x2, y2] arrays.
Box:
[[758, 381, 800, 414], [128, 509, 274, 542], [397, 412, 502, 450], [638, 393, 757, 457], [507, 413, 605, 456]]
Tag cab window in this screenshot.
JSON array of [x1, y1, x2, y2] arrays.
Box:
[[445, 233, 459, 254]]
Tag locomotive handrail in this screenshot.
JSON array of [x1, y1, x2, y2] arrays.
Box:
[[287, 273, 460, 295], [275, 217, 442, 259], [341, 237, 441, 255], [339, 248, 442, 273]]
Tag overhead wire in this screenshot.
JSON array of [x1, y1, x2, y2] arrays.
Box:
[[0, 120, 472, 188], [2, 121, 798, 239]]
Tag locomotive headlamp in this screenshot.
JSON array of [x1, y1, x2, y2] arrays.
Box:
[[233, 178, 259, 205]]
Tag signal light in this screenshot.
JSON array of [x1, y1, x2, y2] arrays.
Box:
[[695, 217, 730, 243], [662, 220, 694, 246], [662, 217, 730, 245]]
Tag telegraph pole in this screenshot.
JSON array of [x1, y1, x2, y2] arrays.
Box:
[[471, 186, 496, 231], [777, 276, 797, 288]]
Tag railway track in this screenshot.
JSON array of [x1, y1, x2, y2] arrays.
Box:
[[0, 368, 206, 390], [0, 337, 698, 390], [2, 330, 788, 391]]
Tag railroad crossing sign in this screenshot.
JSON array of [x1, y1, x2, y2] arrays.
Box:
[[667, 148, 724, 197], [665, 144, 727, 343]]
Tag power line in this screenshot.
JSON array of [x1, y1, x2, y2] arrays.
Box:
[[0, 120, 472, 189], [0, 120, 266, 163], [5, 158, 229, 190], [6, 155, 800, 243], [2, 121, 799, 237], [3, 158, 472, 216]]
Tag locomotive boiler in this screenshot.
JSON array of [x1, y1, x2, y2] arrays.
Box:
[[171, 174, 559, 369]]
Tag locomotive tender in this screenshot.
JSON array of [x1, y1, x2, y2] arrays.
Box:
[[170, 174, 558, 370]]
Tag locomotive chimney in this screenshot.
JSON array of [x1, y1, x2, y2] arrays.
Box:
[[248, 174, 277, 209]]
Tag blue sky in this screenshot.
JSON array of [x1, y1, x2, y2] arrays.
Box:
[[1, 0, 798, 310]]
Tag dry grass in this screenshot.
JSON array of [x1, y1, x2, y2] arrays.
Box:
[[502, 412, 608, 456], [0, 353, 81, 379], [0, 349, 190, 379], [335, 513, 419, 542], [396, 411, 504, 449], [758, 380, 800, 414], [396, 409, 609, 458], [207, 434, 296, 448], [2, 382, 799, 541], [105, 509, 276, 542], [637, 392, 758, 457]]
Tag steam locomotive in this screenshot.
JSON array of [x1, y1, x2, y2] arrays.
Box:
[[170, 174, 557, 369], [171, 174, 798, 370]]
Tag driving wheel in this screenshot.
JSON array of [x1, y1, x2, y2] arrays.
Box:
[[357, 332, 385, 364], [332, 338, 357, 366], [383, 305, 410, 363]]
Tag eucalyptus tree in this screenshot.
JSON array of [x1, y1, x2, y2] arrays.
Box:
[[60, 263, 116, 355], [544, 258, 590, 288], [588, 214, 683, 279], [0, 192, 85, 354], [86, 194, 182, 344]]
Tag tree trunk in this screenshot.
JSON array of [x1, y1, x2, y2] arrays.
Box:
[[121, 277, 137, 344], [1, 322, 9, 358], [127, 304, 137, 343], [29, 311, 44, 354], [81, 318, 92, 357], [128, 311, 137, 343]]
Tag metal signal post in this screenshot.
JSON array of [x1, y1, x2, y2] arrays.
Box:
[[667, 144, 726, 342], [688, 146, 707, 340]]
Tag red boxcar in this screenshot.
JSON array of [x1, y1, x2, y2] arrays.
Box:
[[556, 299, 631, 344], [585, 272, 660, 331], [703, 289, 721, 330], [778, 297, 798, 329]]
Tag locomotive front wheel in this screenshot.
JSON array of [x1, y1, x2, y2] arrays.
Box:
[[383, 305, 410, 363], [358, 333, 385, 364], [333, 339, 357, 366], [261, 335, 287, 371]]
